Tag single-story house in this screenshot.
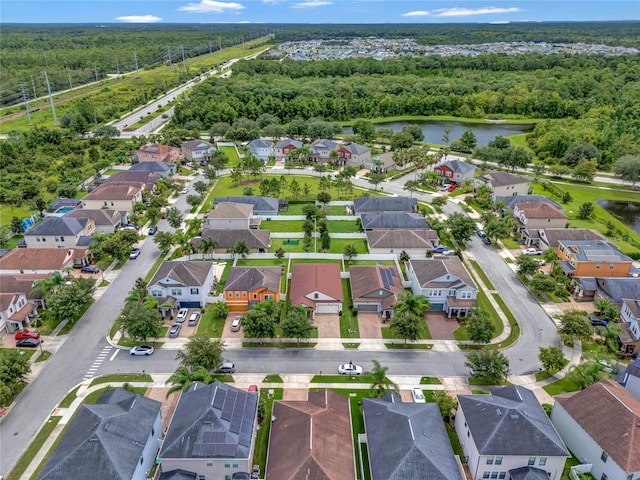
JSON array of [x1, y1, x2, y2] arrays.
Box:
[[37, 388, 162, 480], [194, 229, 271, 253], [0, 248, 90, 274], [289, 263, 343, 316], [223, 266, 282, 312], [81, 182, 143, 213], [64, 209, 124, 234], [246, 139, 274, 162], [350, 265, 404, 319], [623, 356, 640, 401], [310, 139, 339, 163], [147, 261, 216, 310], [339, 142, 371, 168], [274, 138, 303, 161], [214, 196, 279, 217], [475, 171, 530, 196], [513, 202, 567, 230], [181, 139, 215, 162], [407, 257, 477, 318], [0, 292, 37, 334], [558, 240, 633, 278], [157, 381, 258, 480], [551, 380, 640, 480], [24, 217, 95, 249], [521, 227, 604, 249], [206, 203, 258, 230], [365, 152, 397, 173], [434, 159, 475, 183], [363, 394, 463, 480], [353, 196, 417, 215], [137, 143, 181, 163], [361, 211, 429, 230], [129, 161, 176, 177], [366, 230, 439, 256], [619, 298, 640, 358], [456, 385, 569, 480], [266, 390, 355, 480]]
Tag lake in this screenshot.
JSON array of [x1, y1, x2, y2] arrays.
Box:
[[596, 200, 640, 235], [344, 120, 534, 147]]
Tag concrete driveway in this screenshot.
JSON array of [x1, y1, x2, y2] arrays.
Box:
[[314, 313, 340, 338], [222, 313, 244, 338], [426, 312, 458, 340], [358, 313, 382, 339]]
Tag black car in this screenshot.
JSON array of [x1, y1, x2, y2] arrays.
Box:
[[482, 236, 491, 245], [16, 338, 41, 348], [81, 265, 100, 274], [589, 316, 609, 327], [148, 225, 158, 235]]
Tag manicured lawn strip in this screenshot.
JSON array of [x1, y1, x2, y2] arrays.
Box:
[[343, 343, 361, 349], [197, 309, 227, 337], [242, 342, 317, 348], [543, 377, 581, 396], [329, 238, 369, 254], [535, 371, 555, 382], [310, 374, 374, 383], [117, 336, 165, 348], [0, 347, 36, 360], [58, 301, 93, 335], [471, 389, 491, 394], [381, 322, 432, 341], [486, 293, 521, 349], [258, 220, 304, 232], [210, 374, 234, 382], [5, 416, 61, 480], [58, 386, 81, 408], [500, 237, 521, 249], [263, 374, 283, 383], [385, 343, 432, 349], [452, 325, 469, 341], [327, 220, 361, 233], [468, 377, 509, 386], [90, 373, 153, 386], [420, 376, 443, 385], [340, 279, 360, 338], [252, 387, 284, 477], [469, 260, 495, 290], [349, 260, 395, 266], [446, 424, 464, 457], [35, 350, 52, 362]]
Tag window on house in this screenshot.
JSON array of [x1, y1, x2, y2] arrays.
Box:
[[528, 457, 536, 466], [171, 289, 182, 296], [60, 236, 64, 242], [601, 474, 608, 480], [609, 264, 614, 269], [498, 473, 506, 479], [253, 294, 257, 299], [224, 461, 231, 468], [314, 293, 319, 299], [140, 457, 143, 465], [42, 237, 46, 242], [110, 202, 114, 206], [104, 202, 108, 206], [601, 451, 608, 463], [235, 292, 239, 297], [55, 236, 59, 241], [207, 460, 213, 466], [625, 475, 632, 480], [242, 292, 246, 297], [151, 428, 154, 436], [233, 462, 238, 468], [483, 473, 490, 479], [539, 457, 547, 466], [596, 263, 601, 269], [199, 476, 206, 480], [486, 457, 494, 465], [36, 237, 40, 242], [491, 473, 498, 479], [190, 288, 199, 294], [495, 457, 503, 465], [152, 290, 162, 297]]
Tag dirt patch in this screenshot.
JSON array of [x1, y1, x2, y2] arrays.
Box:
[[314, 313, 340, 338], [282, 388, 309, 401], [555, 298, 597, 314], [358, 313, 382, 339], [425, 312, 458, 340], [145, 387, 180, 431]]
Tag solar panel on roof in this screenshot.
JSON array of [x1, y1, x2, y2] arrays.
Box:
[[221, 390, 237, 421], [238, 430, 252, 447], [213, 388, 226, 409], [230, 414, 243, 434], [387, 268, 396, 286]]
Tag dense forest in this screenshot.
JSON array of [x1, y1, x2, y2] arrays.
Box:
[[171, 54, 640, 167]]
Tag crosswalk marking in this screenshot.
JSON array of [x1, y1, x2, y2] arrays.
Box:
[[83, 345, 113, 380]]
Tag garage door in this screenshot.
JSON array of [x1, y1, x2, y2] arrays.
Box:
[[356, 304, 379, 313], [179, 301, 201, 309], [316, 303, 341, 314], [429, 303, 445, 312]]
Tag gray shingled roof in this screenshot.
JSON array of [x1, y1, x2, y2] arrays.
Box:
[[38, 388, 161, 480], [148, 261, 214, 288], [366, 229, 439, 249], [26, 217, 87, 237], [353, 196, 417, 214], [275, 138, 302, 149], [182, 139, 213, 150], [458, 385, 568, 457], [363, 398, 463, 480], [409, 257, 476, 290], [343, 142, 370, 155], [311, 139, 338, 150], [509, 467, 551, 480], [64, 209, 122, 227], [361, 212, 429, 230], [439, 159, 475, 174], [197, 229, 270, 250], [214, 196, 279, 213], [129, 162, 174, 173], [224, 266, 281, 293], [478, 171, 530, 187], [588, 277, 640, 303], [159, 470, 198, 480], [536, 228, 604, 248], [495, 195, 562, 211], [247, 139, 274, 149], [159, 382, 258, 460], [105, 171, 161, 187], [558, 239, 632, 263], [625, 356, 640, 380]]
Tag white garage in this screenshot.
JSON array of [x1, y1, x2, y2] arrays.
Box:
[[316, 302, 342, 314]]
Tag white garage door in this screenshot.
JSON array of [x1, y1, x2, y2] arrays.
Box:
[[316, 303, 341, 314]]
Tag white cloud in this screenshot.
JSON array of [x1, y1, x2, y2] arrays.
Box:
[[115, 14, 162, 23], [433, 7, 522, 17], [291, 1, 332, 8], [262, 0, 280, 3], [401, 10, 430, 17], [178, 0, 245, 13]]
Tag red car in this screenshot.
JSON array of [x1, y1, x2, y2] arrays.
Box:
[[15, 330, 41, 341], [248, 385, 259, 393], [447, 184, 457, 192]]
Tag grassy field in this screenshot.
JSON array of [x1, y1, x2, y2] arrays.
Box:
[[260, 220, 304, 232], [219, 145, 242, 166], [543, 377, 582, 396], [0, 205, 33, 228], [282, 203, 347, 216]]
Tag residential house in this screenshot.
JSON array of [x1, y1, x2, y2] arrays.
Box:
[[619, 298, 640, 358], [407, 257, 477, 318], [265, 390, 355, 480], [551, 380, 640, 480], [522, 227, 604, 249], [353, 196, 417, 215], [0, 273, 49, 311], [361, 211, 429, 230], [365, 152, 397, 173], [137, 143, 181, 163], [181, 139, 215, 162], [309, 139, 339, 163], [194, 230, 271, 254], [513, 202, 567, 230], [64, 209, 123, 234], [366, 230, 439, 256], [147, 261, 216, 309], [157, 381, 258, 480], [274, 138, 302, 161], [623, 357, 640, 401], [223, 266, 281, 312], [0, 292, 36, 334], [103, 171, 161, 192], [81, 182, 143, 213], [574, 276, 640, 303], [363, 394, 463, 480], [206, 203, 257, 230], [24, 217, 95, 249], [475, 171, 530, 196], [495, 195, 562, 213], [350, 265, 405, 319], [129, 161, 176, 177], [246, 139, 274, 162], [0, 248, 90, 274], [339, 142, 371, 168], [158, 470, 197, 480], [214, 196, 279, 217], [557, 240, 633, 278], [38, 388, 162, 480], [434, 159, 476, 184], [44, 198, 81, 216], [456, 385, 569, 480], [289, 263, 343, 316]]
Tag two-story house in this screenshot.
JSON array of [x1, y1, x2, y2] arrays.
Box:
[[64, 209, 123, 234], [365, 152, 397, 173], [557, 240, 633, 278], [309, 139, 339, 163], [456, 385, 569, 480], [619, 298, 640, 357], [521, 226, 603, 250], [24, 217, 95, 249], [223, 266, 281, 312], [434, 159, 476, 184], [513, 202, 568, 231], [0, 292, 36, 334], [0, 248, 90, 275], [475, 171, 530, 196], [361, 211, 429, 230], [552, 380, 640, 480], [181, 139, 215, 163], [206, 203, 255, 230], [366, 229, 440, 256], [81, 182, 143, 213], [274, 138, 303, 161], [289, 263, 343, 317], [246, 139, 274, 162], [147, 261, 216, 310], [137, 143, 181, 163], [213, 196, 279, 217], [350, 265, 405, 320], [407, 257, 478, 318], [339, 142, 371, 168], [129, 161, 176, 177]]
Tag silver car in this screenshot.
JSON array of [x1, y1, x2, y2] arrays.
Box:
[[129, 345, 154, 356], [169, 323, 181, 338]]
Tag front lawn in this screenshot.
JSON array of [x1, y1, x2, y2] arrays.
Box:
[[218, 145, 241, 166], [90, 373, 153, 386], [340, 279, 360, 338], [197, 309, 227, 337], [542, 377, 581, 396]]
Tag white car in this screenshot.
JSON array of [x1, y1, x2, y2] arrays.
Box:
[[521, 247, 543, 255], [411, 387, 426, 403], [129, 345, 154, 356], [533, 258, 546, 266], [181, 188, 188, 194], [176, 308, 189, 323], [338, 363, 363, 375]]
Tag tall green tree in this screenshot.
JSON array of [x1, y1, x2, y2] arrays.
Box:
[[281, 306, 314, 346], [176, 335, 226, 371], [433, 391, 458, 423], [343, 243, 358, 261], [0, 349, 31, 395], [466, 309, 496, 344], [166, 366, 212, 396], [390, 312, 423, 345], [393, 291, 430, 317], [465, 350, 510, 383], [538, 346, 568, 373], [558, 310, 594, 342], [614, 154, 640, 186], [446, 212, 476, 244], [167, 206, 183, 229], [153, 231, 175, 255], [516, 254, 541, 276], [119, 302, 161, 342], [368, 360, 398, 398], [242, 306, 277, 345], [568, 361, 607, 390]]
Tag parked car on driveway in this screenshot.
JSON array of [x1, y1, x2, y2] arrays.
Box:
[[169, 323, 181, 338], [521, 247, 543, 255], [176, 308, 189, 323], [129, 248, 141, 259], [129, 345, 154, 356], [16, 338, 41, 348], [440, 183, 451, 191], [188, 312, 201, 326], [181, 188, 188, 194], [411, 387, 426, 403], [15, 330, 40, 341], [338, 363, 363, 375], [589, 316, 609, 327], [81, 265, 100, 274], [231, 316, 242, 332], [433, 245, 450, 254], [217, 362, 236, 374]]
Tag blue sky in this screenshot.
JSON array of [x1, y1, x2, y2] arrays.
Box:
[[1, 1, 638, 24]]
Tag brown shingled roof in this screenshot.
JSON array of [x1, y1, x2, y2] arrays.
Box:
[[349, 265, 404, 310], [83, 182, 143, 200], [516, 202, 567, 219], [0, 248, 88, 271], [555, 379, 640, 472]]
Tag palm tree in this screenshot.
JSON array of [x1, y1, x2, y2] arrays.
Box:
[[393, 291, 431, 317], [125, 288, 146, 305], [368, 360, 399, 398], [232, 240, 250, 259], [166, 366, 212, 397], [200, 237, 218, 259]]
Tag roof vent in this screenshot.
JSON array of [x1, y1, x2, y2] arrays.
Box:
[[510, 414, 520, 420], [496, 408, 502, 416]]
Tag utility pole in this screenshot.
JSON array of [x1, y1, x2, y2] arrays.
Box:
[[134, 52, 139, 71], [30, 75, 37, 99], [168, 47, 172, 67], [67, 69, 73, 89], [44, 71, 58, 126], [21, 85, 32, 125], [181, 45, 187, 74]]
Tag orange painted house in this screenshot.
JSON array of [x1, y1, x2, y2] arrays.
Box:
[[557, 240, 633, 278], [223, 266, 282, 312]]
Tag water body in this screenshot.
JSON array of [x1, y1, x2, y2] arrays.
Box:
[[596, 200, 640, 235], [344, 120, 534, 147]]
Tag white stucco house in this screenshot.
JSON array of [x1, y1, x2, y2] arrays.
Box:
[[147, 261, 216, 309], [246, 139, 274, 162]]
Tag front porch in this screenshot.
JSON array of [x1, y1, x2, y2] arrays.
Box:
[[445, 297, 475, 319]]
